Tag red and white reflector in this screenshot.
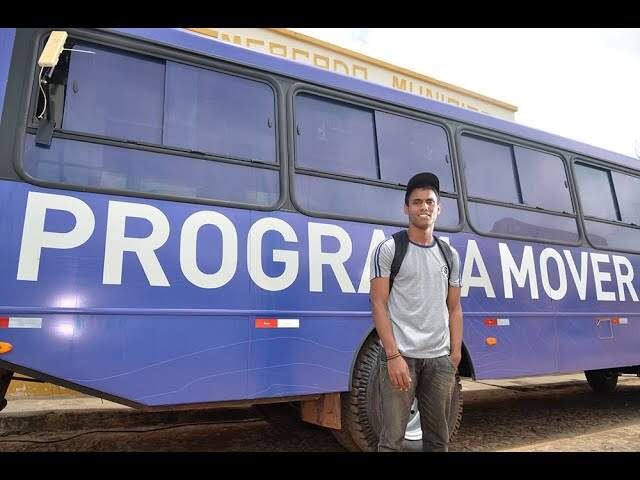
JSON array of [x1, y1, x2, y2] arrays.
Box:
[[484, 318, 509, 326], [255, 318, 300, 329], [0, 317, 43, 329]]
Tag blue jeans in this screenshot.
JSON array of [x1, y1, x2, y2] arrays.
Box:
[[378, 351, 456, 452]]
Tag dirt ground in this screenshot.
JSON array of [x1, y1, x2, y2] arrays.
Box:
[[2, 373, 640, 452]]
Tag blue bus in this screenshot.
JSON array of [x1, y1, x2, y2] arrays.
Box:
[[0, 28, 639, 451]]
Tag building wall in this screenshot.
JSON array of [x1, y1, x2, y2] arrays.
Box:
[[7, 377, 81, 398], [187, 28, 517, 121]]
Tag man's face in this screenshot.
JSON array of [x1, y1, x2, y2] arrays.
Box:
[[404, 187, 440, 229]]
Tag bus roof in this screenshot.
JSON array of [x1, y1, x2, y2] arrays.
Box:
[[109, 27, 639, 172]]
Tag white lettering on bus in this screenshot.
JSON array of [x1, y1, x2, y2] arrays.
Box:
[[590, 253, 616, 301], [461, 239, 496, 299], [499, 243, 539, 299], [539, 248, 568, 300], [248, 217, 298, 292], [17, 192, 95, 281], [13, 193, 640, 301], [308, 222, 355, 293], [103, 201, 170, 286], [180, 211, 238, 289], [357, 229, 387, 294], [612, 255, 639, 302], [563, 250, 589, 301]]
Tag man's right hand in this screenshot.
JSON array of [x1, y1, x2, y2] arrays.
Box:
[[387, 355, 412, 392]]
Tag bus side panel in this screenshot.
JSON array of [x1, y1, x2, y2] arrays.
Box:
[[3, 176, 640, 402], [463, 315, 558, 379], [1, 314, 250, 406], [244, 210, 383, 399], [446, 234, 640, 380], [0, 180, 377, 405], [0, 28, 16, 124], [247, 316, 372, 399], [556, 315, 640, 373], [0, 180, 260, 405]]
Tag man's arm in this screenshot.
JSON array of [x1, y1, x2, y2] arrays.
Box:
[[370, 277, 411, 391], [447, 286, 463, 369]]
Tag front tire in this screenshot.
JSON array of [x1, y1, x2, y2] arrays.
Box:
[[333, 334, 463, 451]]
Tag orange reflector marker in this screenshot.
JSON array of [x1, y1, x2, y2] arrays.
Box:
[[484, 318, 497, 326], [486, 337, 497, 346], [0, 342, 13, 354], [612, 318, 620, 325], [255, 319, 277, 329]]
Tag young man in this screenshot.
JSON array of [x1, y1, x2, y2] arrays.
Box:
[[370, 172, 463, 452]]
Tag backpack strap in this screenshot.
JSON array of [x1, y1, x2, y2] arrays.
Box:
[[434, 235, 454, 285], [389, 229, 409, 293], [389, 231, 455, 294]]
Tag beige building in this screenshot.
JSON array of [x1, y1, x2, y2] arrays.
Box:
[[187, 28, 517, 121]]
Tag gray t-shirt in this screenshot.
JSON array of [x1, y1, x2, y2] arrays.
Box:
[[370, 236, 462, 358]]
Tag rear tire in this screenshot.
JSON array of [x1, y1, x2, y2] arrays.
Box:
[[332, 334, 463, 451], [585, 369, 618, 393]]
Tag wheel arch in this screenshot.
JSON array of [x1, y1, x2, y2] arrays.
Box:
[[347, 327, 476, 385]]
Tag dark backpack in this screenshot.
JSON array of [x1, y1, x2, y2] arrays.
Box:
[[389, 229, 454, 294]]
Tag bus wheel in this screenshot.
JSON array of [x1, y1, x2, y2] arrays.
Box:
[[332, 334, 463, 452], [585, 369, 618, 393]]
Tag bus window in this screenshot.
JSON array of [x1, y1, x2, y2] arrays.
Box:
[[468, 202, 580, 243], [63, 43, 165, 144], [611, 171, 640, 225], [460, 133, 579, 244], [576, 164, 640, 253], [374, 111, 454, 192], [292, 92, 460, 229], [514, 146, 573, 213], [295, 93, 378, 179], [26, 38, 280, 208], [23, 138, 279, 205], [574, 164, 618, 221], [460, 135, 519, 204], [163, 61, 276, 163], [582, 221, 640, 251], [294, 173, 460, 229]]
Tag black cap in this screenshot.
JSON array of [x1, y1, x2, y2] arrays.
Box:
[[405, 172, 440, 203]]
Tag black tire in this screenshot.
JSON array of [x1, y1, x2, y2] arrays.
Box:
[[332, 334, 463, 452], [585, 369, 618, 393]]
